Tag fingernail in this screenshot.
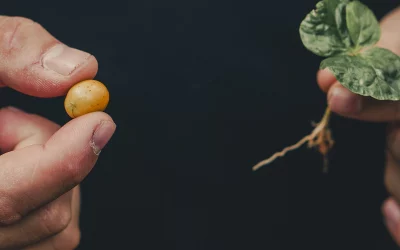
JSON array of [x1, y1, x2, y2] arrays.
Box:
[[42, 44, 91, 76], [384, 200, 400, 234], [328, 86, 362, 114], [90, 120, 116, 155]]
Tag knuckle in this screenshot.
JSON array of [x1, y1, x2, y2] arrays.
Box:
[[65, 227, 81, 249], [0, 16, 36, 54], [0, 194, 21, 225], [40, 202, 72, 236], [53, 226, 81, 250]]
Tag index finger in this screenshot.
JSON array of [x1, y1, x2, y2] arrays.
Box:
[[0, 16, 98, 97]]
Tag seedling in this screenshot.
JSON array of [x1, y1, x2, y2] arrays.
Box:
[[253, 0, 400, 171]]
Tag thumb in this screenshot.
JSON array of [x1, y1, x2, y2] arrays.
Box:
[[0, 16, 98, 97]]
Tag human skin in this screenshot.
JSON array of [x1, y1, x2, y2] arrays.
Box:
[[0, 16, 116, 249], [316, 6, 400, 246]]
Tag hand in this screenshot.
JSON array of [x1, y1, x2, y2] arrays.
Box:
[[316, 8, 400, 246], [0, 16, 116, 249]]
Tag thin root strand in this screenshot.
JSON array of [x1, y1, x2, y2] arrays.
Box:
[[252, 107, 334, 171]]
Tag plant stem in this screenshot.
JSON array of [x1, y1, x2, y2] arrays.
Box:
[[252, 107, 333, 171]]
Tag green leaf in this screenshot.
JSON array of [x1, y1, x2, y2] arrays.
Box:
[[320, 47, 400, 100], [323, 0, 349, 26], [299, 1, 350, 57], [299, 0, 381, 57], [334, 1, 353, 48], [346, 1, 380, 49]]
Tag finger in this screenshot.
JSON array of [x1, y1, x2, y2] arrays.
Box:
[[376, 7, 400, 56], [383, 125, 400, 246], [384, 121, 400, 197], [384, 149, 400, 202], [0, 106, 60, 153], [382, 197, 400, 246], [0, 107, 116, 225], [0, 16, 98, 97], [23, 187, 81, 250], [326, 82, 400, 122], [316, 68, 337, 93], [0, 191, 73, 249]]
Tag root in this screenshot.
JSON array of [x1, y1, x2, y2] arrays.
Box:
[[252, 107, 334, 171]]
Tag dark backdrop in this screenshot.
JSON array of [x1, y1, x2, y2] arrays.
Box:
[[1, 0, 399, 249]]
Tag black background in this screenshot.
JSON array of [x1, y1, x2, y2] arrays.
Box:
[[1, 0, 399, 249]]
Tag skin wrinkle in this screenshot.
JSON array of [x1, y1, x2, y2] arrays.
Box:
[[40, 205, 61, 238], [12, 209, 59, 249], [0, 191, 22, 226], [2, 18, 35, 55], [0, 17, 15, 54], [7, 21, 23, 51], [4, 194, 75, 249], [8, 147, 44, 219]]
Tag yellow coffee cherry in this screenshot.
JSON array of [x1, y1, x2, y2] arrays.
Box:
[[64, 80, 109, 118]]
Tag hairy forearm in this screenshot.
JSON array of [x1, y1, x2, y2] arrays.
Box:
[[378, 6, 400, 54]]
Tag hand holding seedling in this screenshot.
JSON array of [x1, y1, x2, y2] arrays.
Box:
[[254, 0, 400, 172], [254, 0, 400, 246], [0, 16, 115, 249], [318, 5, 400, 246]]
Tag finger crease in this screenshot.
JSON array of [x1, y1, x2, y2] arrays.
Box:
[[7, 21, 22, 50]]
